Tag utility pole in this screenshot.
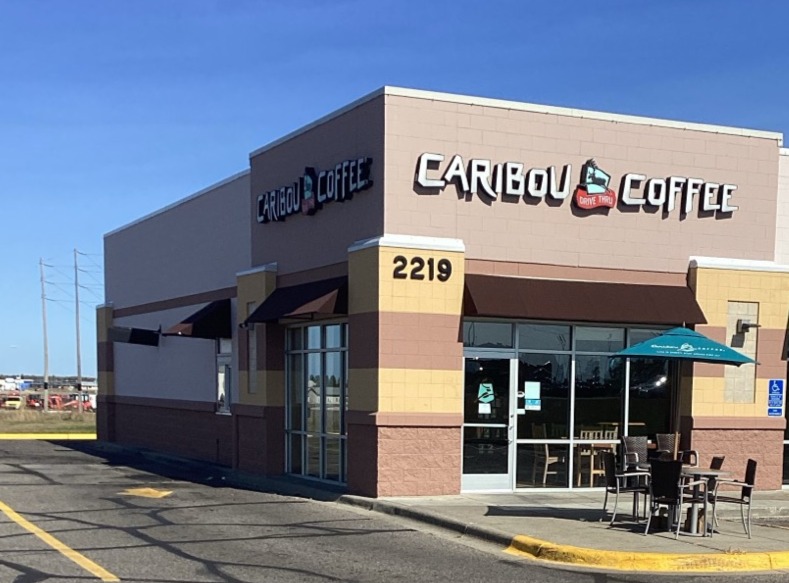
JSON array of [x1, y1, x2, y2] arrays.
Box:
[[74, 249, 83, 414], [39, 258, 49, 412]]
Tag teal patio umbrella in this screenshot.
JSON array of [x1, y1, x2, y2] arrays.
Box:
[[611, 327, 756, 366]]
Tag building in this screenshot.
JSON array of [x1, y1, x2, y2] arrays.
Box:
[[98, 87, 789, 496]]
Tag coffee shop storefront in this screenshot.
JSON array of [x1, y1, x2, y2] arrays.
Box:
[[99, 87, 789, 497]]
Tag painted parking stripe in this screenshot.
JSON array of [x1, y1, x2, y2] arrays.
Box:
[[0, 500, 119, 582], [0, 433, 97, 440]]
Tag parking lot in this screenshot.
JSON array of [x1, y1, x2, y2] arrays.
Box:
[[0, 440, 544, 583]]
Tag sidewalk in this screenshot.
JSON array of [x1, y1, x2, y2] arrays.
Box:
[[82, 441, 789, 574], [341, 490, 789, 573]]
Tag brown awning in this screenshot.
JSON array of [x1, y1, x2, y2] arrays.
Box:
[[245, 276, 348, 324], [162, 299, 232, 339], [463, 274, 706, 326], [108, 326, 160, 347]]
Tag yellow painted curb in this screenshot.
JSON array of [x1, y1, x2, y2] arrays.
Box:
[[0, 433, 97, 440], [506, 534, 789, 572]]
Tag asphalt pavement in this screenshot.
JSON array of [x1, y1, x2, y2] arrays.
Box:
[[73, 440, 789, 575]]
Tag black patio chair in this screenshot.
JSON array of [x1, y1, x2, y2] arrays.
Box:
[[655, 432, 699, 465], [621, 435, 648, 470], [644, 459, 707, 538], [602, 451, 649, 525], [655, 433, 679, 461], [710, 458, 756, 539]]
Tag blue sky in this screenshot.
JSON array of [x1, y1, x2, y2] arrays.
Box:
[[1, 0, 788, 377]]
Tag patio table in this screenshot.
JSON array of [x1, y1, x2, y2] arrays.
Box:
[[681, 466, 731, 536]]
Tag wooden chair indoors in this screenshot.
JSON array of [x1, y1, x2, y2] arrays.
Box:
[[576, 428, 605, 487], [532, 423, 564, 486]]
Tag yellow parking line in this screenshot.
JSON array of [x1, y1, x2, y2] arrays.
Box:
[[0, 433, 97, 440], [0, 500, 119, 582]]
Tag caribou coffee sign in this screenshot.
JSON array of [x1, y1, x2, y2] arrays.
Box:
[[257, 157, 373, 223], [415, 153, 739, 216]]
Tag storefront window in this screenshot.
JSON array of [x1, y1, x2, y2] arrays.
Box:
[[463, 322, 513, 348], [463, 320, 675, 490], [575, 326, 625, 353], [628, 328, 672, 438], [574, 354, 624, 437], [286, 322, 348, 484], [518, 324, 571, 352], [216, 338, 232, 414], [628, 358, 671, 437], [517, 353, 570, 439]]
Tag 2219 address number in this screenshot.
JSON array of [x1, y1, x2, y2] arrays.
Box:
[[392, 255, 452, 282]]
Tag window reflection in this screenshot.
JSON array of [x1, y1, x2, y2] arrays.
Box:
[[517, 353, 570, 439], [518, 324, 571, 351], [574, 355, 624, 437], [463, 322, 513, 348], [576, 326, 625, 353], [629, 358, 671, 437]]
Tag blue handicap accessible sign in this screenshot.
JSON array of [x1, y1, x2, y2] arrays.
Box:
[[768, 380, 785, 415]]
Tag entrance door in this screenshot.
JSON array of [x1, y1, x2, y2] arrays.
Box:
[[461, 356, 516, 491]]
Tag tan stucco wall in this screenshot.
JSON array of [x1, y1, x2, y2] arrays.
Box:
[[384, 92, 780, 273], [776, 150, 789, 264], [250, 96, 385, 276], [690, 264, 789, 418]]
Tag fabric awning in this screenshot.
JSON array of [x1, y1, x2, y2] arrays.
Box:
[[463, 274, 706, 326], [108, 326, 160, 347], [245, 276, 348, 324], [162, 299, 232, 339]]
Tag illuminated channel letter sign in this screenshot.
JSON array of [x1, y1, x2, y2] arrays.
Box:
[[257, 157, 373, 223], [415, 153, 739, 217]]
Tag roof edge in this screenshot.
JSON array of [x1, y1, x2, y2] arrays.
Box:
[[690, 256, 789, 273], [384, 86, 783, 144], [249, 87, 386, 159], [104, 169, 250, 239]]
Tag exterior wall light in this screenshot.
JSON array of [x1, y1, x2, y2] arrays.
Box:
[[736, 319, 761, 334]]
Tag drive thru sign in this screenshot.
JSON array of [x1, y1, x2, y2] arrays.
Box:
[[768, 379, 784, 417]]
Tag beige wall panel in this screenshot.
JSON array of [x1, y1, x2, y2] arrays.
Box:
[[348, 246, 381, 315], [385, 94, 779, 274], [348, 368, 380, 412], [378, 368, 463, 414], [777, 152, 789, 263], [378, 248, 464, 315], [236, 268, 277, 407], [105, 172, 251, 309], [251, 97, 385, 276], [262, 370, 285, 407]]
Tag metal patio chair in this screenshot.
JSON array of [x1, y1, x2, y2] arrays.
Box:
[[602, 450, 649, 525], [621, 435, 649, 470], [644, 459, 707, 538], [710, 458, 756, 539]]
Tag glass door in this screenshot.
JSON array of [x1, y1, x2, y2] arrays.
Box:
[[461, 356, 515, 491]]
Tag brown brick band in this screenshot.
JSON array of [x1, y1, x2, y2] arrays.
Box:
[[113, 286, 236, 318], [350, 311, 461, 370]]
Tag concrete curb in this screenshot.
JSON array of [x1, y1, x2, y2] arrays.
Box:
[[338, 495, 514, 547], [506, 535, 789, 572], [338, 496, 789, 573]]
